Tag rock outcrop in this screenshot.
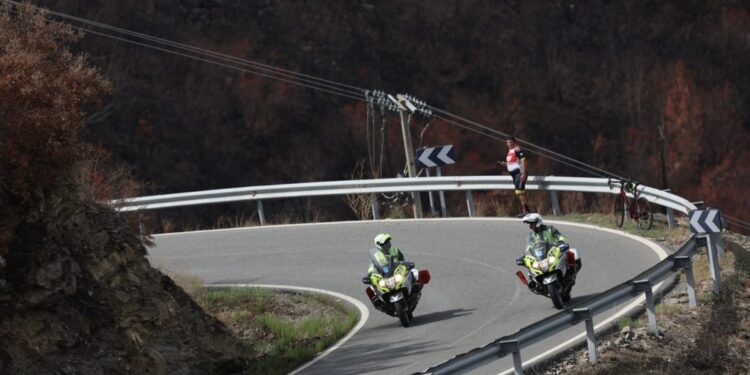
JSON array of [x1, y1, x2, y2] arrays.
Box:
[[0, 195, 247, 374]]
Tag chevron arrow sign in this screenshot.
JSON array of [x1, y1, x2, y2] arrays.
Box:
[[688, 209, 723, 234], [416, 145, 457, 168]]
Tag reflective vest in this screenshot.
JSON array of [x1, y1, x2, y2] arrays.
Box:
[[526, 225, 567, 249]]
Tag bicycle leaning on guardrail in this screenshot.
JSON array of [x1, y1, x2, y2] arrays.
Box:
[[608, 178, 653, 230]]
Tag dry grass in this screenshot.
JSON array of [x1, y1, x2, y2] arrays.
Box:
[[165, 271, 358, 375]]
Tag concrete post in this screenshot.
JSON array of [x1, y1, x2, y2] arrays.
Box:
[[397, 110, 423, 218]]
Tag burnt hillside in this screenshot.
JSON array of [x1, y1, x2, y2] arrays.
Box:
[[36, 0, 750, 226]]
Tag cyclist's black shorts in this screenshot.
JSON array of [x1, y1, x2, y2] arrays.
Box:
[[510, 169, 526, 192]]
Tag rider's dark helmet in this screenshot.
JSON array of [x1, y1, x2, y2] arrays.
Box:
[[374, 233, 392, 251]]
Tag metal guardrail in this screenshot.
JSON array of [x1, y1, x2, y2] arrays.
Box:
[[111, 175, 717, 374], [112, 175, 697, 214], [416, 236, 705, 374]]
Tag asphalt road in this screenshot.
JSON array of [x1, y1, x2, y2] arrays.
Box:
[[148, 218, 665, 375]]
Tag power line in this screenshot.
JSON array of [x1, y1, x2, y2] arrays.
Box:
[[2, 0, 368, 102], [8, 2, 749, 225], [428, 105, 622, 179], [9, 0, 615, 179], [431, 113, 610, 178]]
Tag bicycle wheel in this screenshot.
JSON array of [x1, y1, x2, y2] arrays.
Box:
[[635, 197, 653, 230], [614, 195, 625, 228]]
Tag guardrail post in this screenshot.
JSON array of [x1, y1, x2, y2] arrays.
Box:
[[465, 191, 475, 217], [672, 256, 697, 307], [498, 340, 523, 375], [662, 189, 675, 228], [437, 167, 447, 217], [572, 307, 597, 363], [702, 234, 722, 293], [549, 190, 561, 216], [426, 169, 437, 216], [257, 200, 266, 226], [633, 279, 658, 334], [371, 194, 381, 220], [138, 212, 145, 237], [712, 233, 725, 258]]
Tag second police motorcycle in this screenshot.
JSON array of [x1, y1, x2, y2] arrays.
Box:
[[516, 240, 582, 309]]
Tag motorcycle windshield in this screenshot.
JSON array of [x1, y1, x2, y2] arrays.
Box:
[[530, 241, 550, 260], [369, 247, 396, 277]]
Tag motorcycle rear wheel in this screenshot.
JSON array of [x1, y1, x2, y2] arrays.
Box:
[[395, 300, 411, 327]]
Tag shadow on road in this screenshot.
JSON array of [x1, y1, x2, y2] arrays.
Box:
[[300, 338, 441, 374], [410, 308, 476, 326]]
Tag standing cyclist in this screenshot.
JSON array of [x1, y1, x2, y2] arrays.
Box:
[[500, 136, 531, 217]]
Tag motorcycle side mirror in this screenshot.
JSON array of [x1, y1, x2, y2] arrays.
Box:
[[362, 276, 370, 284], [515, 257, 524, 266]]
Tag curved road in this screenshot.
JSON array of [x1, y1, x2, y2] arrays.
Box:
[[148, 218, 665, 375]]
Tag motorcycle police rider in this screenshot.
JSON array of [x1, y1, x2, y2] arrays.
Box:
[[516, 213, 581, 289], [364, 233, 421, 308]]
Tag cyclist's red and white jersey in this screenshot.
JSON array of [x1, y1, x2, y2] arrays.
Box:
[[506, 146, 526, 172]]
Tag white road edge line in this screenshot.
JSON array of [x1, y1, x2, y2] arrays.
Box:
[[497, 220, 669, 375], [210, 283, 369, 375]]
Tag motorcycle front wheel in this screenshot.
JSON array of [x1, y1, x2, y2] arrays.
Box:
[[395, 300, 411, 327], [549, 282, 564, 310]]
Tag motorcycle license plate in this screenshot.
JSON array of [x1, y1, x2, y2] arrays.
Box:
[[389, 293, 404, 303]]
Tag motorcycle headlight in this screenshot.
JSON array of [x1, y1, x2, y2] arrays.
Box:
[[549, 256, 556, 264], [395, 274, 403, 283], [378, 279, 386, 288], [385, 277, 397, 289], [539, 259, 549, 272], [532, 261, 539, 269]]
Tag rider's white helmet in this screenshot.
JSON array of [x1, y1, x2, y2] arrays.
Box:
[[374, 233, 392, 251], [522, 213, 543, 226]]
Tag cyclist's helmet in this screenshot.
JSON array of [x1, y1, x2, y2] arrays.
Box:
[[522, 213, 543, 226], [374, 233, 392, 251]]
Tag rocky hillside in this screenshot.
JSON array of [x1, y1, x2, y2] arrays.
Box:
[[0, 193, 250, 374], [0, 6, 250, 373]]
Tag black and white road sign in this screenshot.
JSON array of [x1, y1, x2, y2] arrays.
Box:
[[416, 145, 457, 168], [689, 209, 723, 234]]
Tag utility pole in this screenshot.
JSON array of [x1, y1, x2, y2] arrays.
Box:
[[389, 95, 423, 218], [367, 91, 432, 219]]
